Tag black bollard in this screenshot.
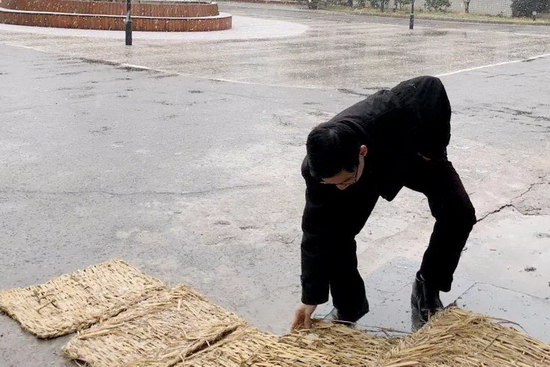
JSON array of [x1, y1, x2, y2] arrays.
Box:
[[125, 17, 132, 46], [125, 0, 132, 46], [409, 0, 415, 29]]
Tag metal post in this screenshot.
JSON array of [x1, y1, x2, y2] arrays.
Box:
[[409, 0, 415, 29], [125, 0, 132, 46]]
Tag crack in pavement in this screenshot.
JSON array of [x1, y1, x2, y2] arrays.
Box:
[[476, 177, 548, 222], [476, 204, 515, 223]]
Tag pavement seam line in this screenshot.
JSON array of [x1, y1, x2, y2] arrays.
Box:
[[437, 54, 550, 77], [0, 183, 271, 197], [450, 281, 479, 307]]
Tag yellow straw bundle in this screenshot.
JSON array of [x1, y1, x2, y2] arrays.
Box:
[[243, 339, 345, 366], [280, 322, 398, 366], [377, 307, 550, 367]]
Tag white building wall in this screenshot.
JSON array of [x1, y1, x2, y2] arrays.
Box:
[[414, 0, 513, 17]]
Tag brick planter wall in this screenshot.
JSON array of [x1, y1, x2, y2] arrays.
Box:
[[0, 0, 232, 31], [1, 0, 220, 17]]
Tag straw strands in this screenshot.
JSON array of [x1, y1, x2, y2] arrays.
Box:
[[174, 327, 278, 366], [158, 323, 395, 367], [280, 321, 398, 366], [63, 285, 246, 367], [243, 339, 347, 367], [0, 258, 166, 338], [376, 307, 550, 367], [3, 258, 550, 367]]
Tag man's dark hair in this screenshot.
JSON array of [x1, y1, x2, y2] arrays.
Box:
[[306, 122, 360, 179]]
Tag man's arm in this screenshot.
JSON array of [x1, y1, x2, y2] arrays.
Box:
[[293, 154, 381, 329], [300, 199, 331, 300], [292, 160, 350, 329], [299, 161, 336, 306], [291, 183, 332, 330]]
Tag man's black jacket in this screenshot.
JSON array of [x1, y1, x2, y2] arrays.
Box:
[[300, 76, 452, 305]]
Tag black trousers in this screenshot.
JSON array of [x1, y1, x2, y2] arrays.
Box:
[[331, 155, 476, 320], [404, 155, 476, 290]]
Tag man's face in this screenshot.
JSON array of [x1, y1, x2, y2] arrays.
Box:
[[321, 167, 359, 190], [321, 145, 367, 190]]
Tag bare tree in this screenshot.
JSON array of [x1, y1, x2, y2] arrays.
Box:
[[397, 0, 412, 9], [464, 0, 471, 13]]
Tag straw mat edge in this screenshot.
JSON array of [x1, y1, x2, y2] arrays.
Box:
[[174, 327, 278, 367], [0, 258, 166, 338], [63, 284, 246, 367]]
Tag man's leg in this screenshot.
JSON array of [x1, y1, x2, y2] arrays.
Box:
[[404, 155, 476, 319]]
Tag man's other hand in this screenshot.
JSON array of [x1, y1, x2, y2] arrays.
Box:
[[291, 303, 317, 330]]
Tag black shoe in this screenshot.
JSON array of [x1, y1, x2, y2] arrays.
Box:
[[323, 300, 369, 328], [411, 273, 443, 326], [323, 308, 357, 328]]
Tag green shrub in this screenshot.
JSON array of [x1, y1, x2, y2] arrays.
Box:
[[397, 0, 412, 9], [511, 0, 550, 17], [369, 0, 390, 8], [424, 0, 451, 11]]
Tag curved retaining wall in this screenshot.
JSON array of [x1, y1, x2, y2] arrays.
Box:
[[1, 0, 220, 17], [0, 0, 232, 31]]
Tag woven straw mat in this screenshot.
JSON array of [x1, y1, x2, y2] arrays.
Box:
[[63, 284, 246, 367], [0, 258, 166, 338], [376, 307, 550, 367]]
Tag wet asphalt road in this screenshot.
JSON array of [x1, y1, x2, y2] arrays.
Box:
[[1, 2, 550, 89], [0, 4, 550, 366]]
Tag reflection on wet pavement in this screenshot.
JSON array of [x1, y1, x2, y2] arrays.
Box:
[[411, 304, 425, 332], [0, 4, 549, 89]]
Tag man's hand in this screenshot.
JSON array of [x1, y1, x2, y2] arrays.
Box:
[[291, 303, 317, 330]]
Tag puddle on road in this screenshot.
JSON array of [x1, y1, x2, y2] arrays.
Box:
[[423, 29, 449, 36]]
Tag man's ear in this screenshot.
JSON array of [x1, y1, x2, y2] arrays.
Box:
[[359, 145, 368, 156]]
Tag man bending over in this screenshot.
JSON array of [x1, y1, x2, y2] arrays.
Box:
[[291, 76, 476, 330]]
